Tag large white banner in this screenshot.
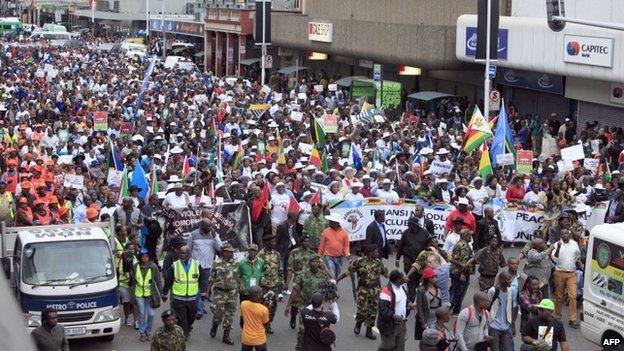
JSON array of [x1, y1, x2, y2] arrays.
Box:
[[330, 198, 606, 243]]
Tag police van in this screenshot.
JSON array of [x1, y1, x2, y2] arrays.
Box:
[[1, 222, 120, 341], [582, 223, 624, 349]]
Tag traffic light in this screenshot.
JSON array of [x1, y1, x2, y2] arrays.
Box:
[[546, 0, 566, 32]]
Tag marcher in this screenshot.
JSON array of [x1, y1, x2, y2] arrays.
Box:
[[377, 270, 408, 351], [395, 215, 430, 300], [551, 228, 582, 328], [285, 235, 314, 328], [258, 233, 282, 333], [300, 292, 338, 351], [487, 271, 517, 351], [454, 292, 491, 351], [133, 248, 163, 342], [337, 245, 388, 340], [365, 210, 390, 259], [31, 308, 69, 351], [520, 299, 570, 351], [186, 217, 222, 319], [318, 214, 351, 280], [207, 244, 242, 345], [150, 310, 186, 351], [470, 234, 506, 291], [162, 246, 199, 339], [241, 286, 270, 351]]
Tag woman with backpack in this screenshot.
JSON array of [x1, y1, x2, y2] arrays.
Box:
[[132, 248, 163, 342]]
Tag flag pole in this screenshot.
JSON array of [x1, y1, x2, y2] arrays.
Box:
[[483, 0, 492, 121]]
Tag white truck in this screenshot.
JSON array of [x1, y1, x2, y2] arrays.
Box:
[[582, 223, 624, 349], [1, 222, 120, 341]]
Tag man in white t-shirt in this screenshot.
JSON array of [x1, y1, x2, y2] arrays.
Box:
[[344, 182, 364, 201], [163, 183, 190, 210], [270, 182, 290, 234]]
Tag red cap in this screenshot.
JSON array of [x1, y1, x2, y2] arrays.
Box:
[[422, 267, 436, 280]]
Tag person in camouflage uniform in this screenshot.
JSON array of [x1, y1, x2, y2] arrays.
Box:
[[337, 245, 388, 340], [449, 229, 474, 315], [302, 204, 327, 252], [285, 235, 315, 329], [151, 310, 186, 351], [468, 234, 506, 291], [206, 244, 242, 345], [411, 235, 449, 275], [258, 233, 282, 334], [285, 254, 329, 351]]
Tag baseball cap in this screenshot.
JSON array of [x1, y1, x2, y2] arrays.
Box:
[[422, 267, 436, 280], [535, 299, 555, 311]]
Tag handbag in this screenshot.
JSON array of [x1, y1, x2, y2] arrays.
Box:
[[149, 267, 162, 309]]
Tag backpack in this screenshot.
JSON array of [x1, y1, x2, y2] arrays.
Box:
[[451, 306, 490, 346], [319, 326, 336, 345]]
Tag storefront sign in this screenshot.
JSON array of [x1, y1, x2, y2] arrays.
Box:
[[563, 34, 614, 68], [499, 68, 564, 95], [465, 27, 508, 60], [359, 59, 374, 68], [308, 22, 333, 43], [150, 20, 204, 37]]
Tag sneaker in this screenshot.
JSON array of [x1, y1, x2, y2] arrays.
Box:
[[284, 289, 291, 295], [139, 334, 147, 342], [124, 320, 132, 327], [134, 321, 139, 330], [278, 293, 283, 301], [569, 321, 580, 329]]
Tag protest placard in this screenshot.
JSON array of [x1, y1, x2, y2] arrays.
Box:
[[584, 158, 599, 172], [106, 169, 124, 187], [322, 114, 338, 133], [496, 153, 515, 166], [328, 84, 337, 91], [297, 93, 307, 101], [298, 142, 313, 155], [428, 161, 454, 176], [120, 122, 133, 134], [57, 155, 73, 165], [314, 84, 324, 93], [290, 111, 304, 122], [93, 111, 108, 131], [64, 174, 84, 189], [516, 150, 534, 175], [560, 144, 585, 162]]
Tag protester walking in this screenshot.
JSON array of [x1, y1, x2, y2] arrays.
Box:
[[150, 310, 186, 351], [162, 246, 200, 339], [133, 248, 163, 342], [31, 308, 69, 351], [241, 286, 270, 351]]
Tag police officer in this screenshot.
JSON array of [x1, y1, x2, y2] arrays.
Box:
[[285, 254, 330, 351], [258, 233, 282, 334], [337, 245, 388, 340], [162, 246, 199, 339], [207, 244, 242, 345]]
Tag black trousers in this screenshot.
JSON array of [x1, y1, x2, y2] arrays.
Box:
[[242, 344, 267, 351], [171, 298, 197, 336]]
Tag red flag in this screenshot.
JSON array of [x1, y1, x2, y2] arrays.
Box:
[[288, 193, 301, 214], [251, 181, 271, 222], [182, 155, 192, 176], [309, 147, 322, 167], [255, 150, 264, 163], [309, 191, 321, 205]]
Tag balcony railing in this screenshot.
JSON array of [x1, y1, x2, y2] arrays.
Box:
[[205, 0, 301, 12]]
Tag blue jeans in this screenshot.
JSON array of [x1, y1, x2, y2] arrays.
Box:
[[489, 327, 514, 351], [450, 272, 470, 314], [324, 256, 343, 280], [196, 267, 211, 315], [135, 296, 156, 335]]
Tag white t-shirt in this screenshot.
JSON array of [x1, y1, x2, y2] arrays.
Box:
[[164, 192, 190, 210], [270, 192, 290, 225], [467, 187, 489, 216], [344, 192, 364, 201], [443, 232, 461, 253]]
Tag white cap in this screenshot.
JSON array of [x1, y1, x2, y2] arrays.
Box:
[[302, 191, 313, 199], [170, 146, 184, 154], [306, 165, 317, 171], [294, 162, 305, 169], [222, 132, 231, 139], [382, 179, 392, 185], [325, 214, 343, 223], [457, 197, 469, 206], [275, 182, 286, 187], [420, 148, 434, 155], [595, 183, 605, 190], [382, 132, 391, 139], [436, 178, 448, 184], [131, 135, 144, 142], [350, 182, 363, 188], [437, 148, 450, 155]]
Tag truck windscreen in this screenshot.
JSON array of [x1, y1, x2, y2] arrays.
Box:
[[22, 240, 114, 286]]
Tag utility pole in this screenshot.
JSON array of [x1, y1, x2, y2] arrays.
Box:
[[255, 0, 271, 86], [145, 0, 149, 37], [483, 0, 491, 117], [161, 0, 166, 59]]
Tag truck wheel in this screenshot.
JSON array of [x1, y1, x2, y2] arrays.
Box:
[[100, 334, 115, 342]]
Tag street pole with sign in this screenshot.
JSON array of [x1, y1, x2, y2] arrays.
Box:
[[145, 0, 149, 37], [255, 0, 271, 86], [161, 0, 166, 59]]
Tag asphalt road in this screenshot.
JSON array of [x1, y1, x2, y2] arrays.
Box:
[[69, 247, 599, 351]]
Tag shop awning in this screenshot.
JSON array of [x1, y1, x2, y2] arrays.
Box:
[[277, 65, 310, 75], [193, 51, 205, 57], [240, 58, 260, 66], [334, 76, 369, 86], [407, 91, 454, 101]]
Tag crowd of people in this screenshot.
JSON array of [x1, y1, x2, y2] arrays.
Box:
[[3, 31, 624, 351]]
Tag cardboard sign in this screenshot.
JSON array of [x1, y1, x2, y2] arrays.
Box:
[[560, 144, 585, 162], [93, 111, 108, 131], [120, 122, 134, 134], [322, 114, 338, 133], [584, 158, 599, 172], [516, 150, 534, 175], [429, 161, 454, 177], [298, 142, 313, 155], [374, 115, 385, 123], [57, 155, 73, 165], [290, 111, 304, 122], [297, 93, 307, 101], [63, 174, 84, 189], [261, 85, 272, 96], [496, 153, 515, 166], [328, 84, 337, 92], [106, 169, 124, 187], [313, 84, 324, 93], [273, 93, 283, 102]]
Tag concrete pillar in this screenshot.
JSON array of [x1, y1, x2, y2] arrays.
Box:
[[215, 32, 222, 77], [237, 34, 246, 77], [204, 30, 212, 73], [225, 33, 233, 76]]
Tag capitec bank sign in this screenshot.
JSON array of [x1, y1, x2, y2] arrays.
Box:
[[563, 34, 614, 68]]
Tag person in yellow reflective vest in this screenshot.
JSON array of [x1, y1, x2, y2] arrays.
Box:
[[162, 246, 199, 339], [118, 241, 138, 329], [0, 181, 15, 225], [133, 248, 163, 342]]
